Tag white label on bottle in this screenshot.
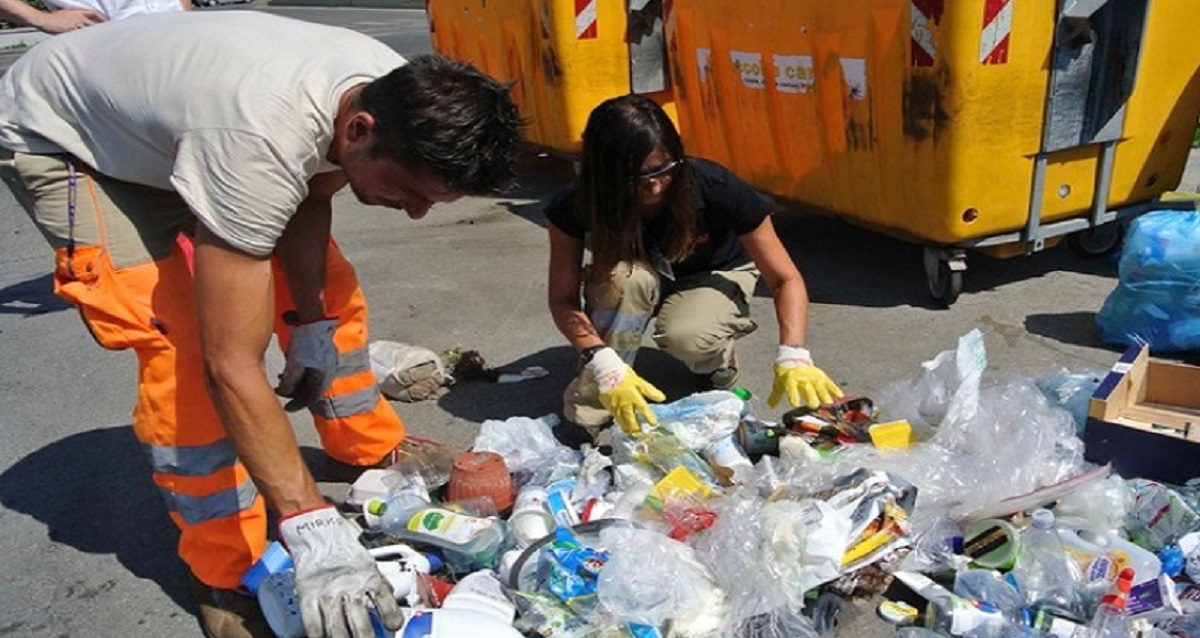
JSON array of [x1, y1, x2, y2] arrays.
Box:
[[407, 509, 489, 544]]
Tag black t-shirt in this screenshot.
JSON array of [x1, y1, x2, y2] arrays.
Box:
[[543, 157, 770, 279]]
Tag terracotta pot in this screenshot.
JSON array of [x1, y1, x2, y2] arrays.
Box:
[[445, 451, 514, 512]]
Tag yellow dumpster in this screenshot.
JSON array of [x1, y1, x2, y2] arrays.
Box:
[[666, 0, 1200, 304], [427, 0, 678, 154]]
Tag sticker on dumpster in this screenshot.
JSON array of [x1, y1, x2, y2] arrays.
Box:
[[910, 0, 944, 67], [773, 54, 815, 94], [731, 51, 764, 90], [696, 48, 711, 83], [574, 0, 597, 40], [840, 58, 868, 101], [979, 0, 1013, 64]]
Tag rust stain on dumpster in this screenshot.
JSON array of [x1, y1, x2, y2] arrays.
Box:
[[903, 67, 951, 142]]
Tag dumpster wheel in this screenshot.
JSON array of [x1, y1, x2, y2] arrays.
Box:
[[1067, 223, 1124, 259], [923, 247, 966, 307]]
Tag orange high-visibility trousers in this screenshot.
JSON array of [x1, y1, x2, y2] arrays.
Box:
[[9, 152, 405, 589]]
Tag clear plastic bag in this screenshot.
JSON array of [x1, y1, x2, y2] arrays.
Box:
[[1095, 210, 1200, 353], [647, 390, 745, 450], [769, 332, 1087, 530], [1035, 368, 1107, 435], [473, 414, 581, 483], [1053, 473, 1133, 537], [595, 527, 727, 634]]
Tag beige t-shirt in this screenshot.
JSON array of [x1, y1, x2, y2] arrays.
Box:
[[0, 12, 404, 256]]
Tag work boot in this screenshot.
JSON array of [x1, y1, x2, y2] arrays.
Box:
[[190, 575, 271, 638], [323, 435, 461, 484]]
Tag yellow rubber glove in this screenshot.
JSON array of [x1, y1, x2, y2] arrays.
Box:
[[767, 345, 844, 409], [588, 347, 666, 435]]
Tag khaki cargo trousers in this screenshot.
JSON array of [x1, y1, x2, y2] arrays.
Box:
[[563, 260, 759, 427]]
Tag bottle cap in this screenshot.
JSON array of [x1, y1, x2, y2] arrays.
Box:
[[731, 386, 752, 401], [366, 499, 387, 516], [1031, 508, 1055, 530]]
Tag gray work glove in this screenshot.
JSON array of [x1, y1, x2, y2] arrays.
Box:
[[279, 506, 403, 638], [276, 312, 339, 412]]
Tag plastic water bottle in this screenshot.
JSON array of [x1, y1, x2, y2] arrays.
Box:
[[1088, 567, 1134, 638], [1009, 509, 1082, 616], [923, 591, 1008, 636]]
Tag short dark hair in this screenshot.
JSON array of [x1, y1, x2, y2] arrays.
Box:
[[358, 54, 523, 195]]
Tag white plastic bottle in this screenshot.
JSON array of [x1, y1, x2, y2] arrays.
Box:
[[1009, 509, 1083, 616], [397, 608, 523, 638]]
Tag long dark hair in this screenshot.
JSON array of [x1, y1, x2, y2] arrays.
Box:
[[577, 94, 700, 281]]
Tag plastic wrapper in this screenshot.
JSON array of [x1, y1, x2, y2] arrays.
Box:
[[759, 499, 851, 594], [646, 390, 744, 450], [1127, 479, 1200, 551], [900, 516, 967, 574], [1053, 473, 1133, 537], [595, 527, 727, 635], [538, 528, 610, 614], [473, 414, 580, 481], [1095, 210, 1200, 353], [1035, 367, 1106, 435], [824, 469, 917, 573], [874, 329, 987, 436], [691, 494, 804, 625], [512, 591, 598, 638]]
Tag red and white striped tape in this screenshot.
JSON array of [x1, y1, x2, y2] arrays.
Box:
[[979, 0, 1013, 64], [575, 0, 597, 40], [910, 0, 944, 67]]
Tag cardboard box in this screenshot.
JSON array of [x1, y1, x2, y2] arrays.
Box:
[[1085, 344, 1200, 484]]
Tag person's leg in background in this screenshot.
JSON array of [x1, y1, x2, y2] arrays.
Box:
[[652, 264, 759, 390], [562, 261, 661, 434], [271, 242, 406, 471], [10, 153, 270, 638]]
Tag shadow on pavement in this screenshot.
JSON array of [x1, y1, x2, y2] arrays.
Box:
[[434, 346, 707, 425], [0, 425, 193, 610], [1024, 311, 1110, 349], [773, 212, 1120, 309], [0, 273, 71, 316]]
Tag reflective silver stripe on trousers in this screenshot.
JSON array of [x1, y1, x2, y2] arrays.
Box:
[[143, 438, 238, 477], [312, 385, 380, 420], [337, 346, 371, 378], [591, 308, 652, 363], [310, 346, 379, 419], [159, 477, 259, 525]]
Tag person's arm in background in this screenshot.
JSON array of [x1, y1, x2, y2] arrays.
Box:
[[740, 216, 843, 409], [0, 0, 104, 33], [548, 224, 604, 350]]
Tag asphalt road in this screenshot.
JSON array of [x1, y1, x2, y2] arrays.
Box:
[[1, 7, 1198, 637]]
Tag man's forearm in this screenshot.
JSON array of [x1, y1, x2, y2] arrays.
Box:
[[205, 360, 325, 516]]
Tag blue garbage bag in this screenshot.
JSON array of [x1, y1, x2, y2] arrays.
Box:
[[1095, 210, 1200, 353]]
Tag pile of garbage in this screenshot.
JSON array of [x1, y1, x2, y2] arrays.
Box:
[[250, 329, 1200, 637]]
